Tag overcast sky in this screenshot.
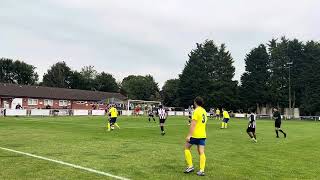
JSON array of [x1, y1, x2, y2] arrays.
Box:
[[1, 0, 319, 88]]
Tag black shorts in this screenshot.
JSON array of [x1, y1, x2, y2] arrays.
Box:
[[110, 117, 117, 124], [159, 119, 166, 124], [149, 114, 154, 117], [275, 121, 281, 128], [247, 127, 256, 133]]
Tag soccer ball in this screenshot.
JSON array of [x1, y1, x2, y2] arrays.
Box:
[[111, 126, 115, 130]]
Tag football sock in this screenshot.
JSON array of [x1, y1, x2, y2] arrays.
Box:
[[107, 122, 111, 131], [275, 130, 279, 137], [160, 126, 164, 132], [184, 149, 193, 168], [221, 122, 224, 128], [279, 129, 285, 134], [200, 153, 206, 172], [114, 123, 120, 129], [225, 123, 228, 128]]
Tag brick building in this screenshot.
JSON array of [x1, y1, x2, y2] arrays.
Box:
[[0, 83, 126, 110]]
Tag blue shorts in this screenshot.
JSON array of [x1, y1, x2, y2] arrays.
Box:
[[189, 137, 206, 146], [223, 118, 229, 123], [110, 117, 117, 124]]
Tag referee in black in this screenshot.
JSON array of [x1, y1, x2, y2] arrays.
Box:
[[273, 108, 287, 138]]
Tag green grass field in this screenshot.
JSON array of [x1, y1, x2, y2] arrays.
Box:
[[0, 116, 319, 180]]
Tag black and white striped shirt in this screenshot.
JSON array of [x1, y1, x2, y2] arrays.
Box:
[[158, 108, 167, 120], [249, 113, 256, 128]]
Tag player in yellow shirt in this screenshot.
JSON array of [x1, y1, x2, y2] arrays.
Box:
[[215, 108, 221, 120], [107, 104, 120, 131], [221, 108, 230, 129], [184, 97, 207, 176]]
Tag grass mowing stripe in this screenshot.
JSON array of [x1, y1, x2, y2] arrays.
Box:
[[0, 147, 130, 180]]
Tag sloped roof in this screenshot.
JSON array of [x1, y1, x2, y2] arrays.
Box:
[[0, 83, 126, 101]]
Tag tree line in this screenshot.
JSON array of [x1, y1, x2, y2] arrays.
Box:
[[1, 37, 319, 115]]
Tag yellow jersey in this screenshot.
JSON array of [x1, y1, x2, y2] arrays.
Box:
[[191, 106, 207, 138], [109, 107, 118, 118], [223, 111, 230, 119], [216, 109, 220, 115]]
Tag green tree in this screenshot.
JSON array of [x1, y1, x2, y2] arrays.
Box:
[[78, 65, 98, 90], [121, 75, 160, 100], [42, 61, 73, 88], [177, 40, 238, 109], [95, 72, 119, 92], [0, 58, 38, 85], [161, 79, 180, 107], [240, 44, 270, 110], [300, 41, 320, 115]]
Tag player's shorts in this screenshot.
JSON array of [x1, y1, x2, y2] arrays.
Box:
[[149, 114, 154, 117], [275, 121, 281, 128], [246, 127, 256, 133], [223, 118, 230, 123], [189, 137, 206, 146], [216, 114, 220, 117], [110, 117, 117, 124], [159, 119, 166, 124]]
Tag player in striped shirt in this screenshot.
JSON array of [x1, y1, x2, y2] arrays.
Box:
[[246, 110, 257, 142], [157, 105, 167, 136], [188, 105, 194, 125]]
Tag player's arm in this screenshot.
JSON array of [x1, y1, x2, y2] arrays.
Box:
[[186, 120, 197, 142]]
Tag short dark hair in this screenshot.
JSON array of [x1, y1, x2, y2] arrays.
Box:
[[194, 97, 204, 106], [159, 105, 163, 108]]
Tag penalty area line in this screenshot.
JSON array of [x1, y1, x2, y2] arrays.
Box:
[[0, 147, 130, 180]]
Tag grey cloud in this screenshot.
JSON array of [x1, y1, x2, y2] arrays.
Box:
[[0, 0, 319, 87]]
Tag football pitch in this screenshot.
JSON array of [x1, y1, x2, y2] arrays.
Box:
[[0, 116, 319, 180]]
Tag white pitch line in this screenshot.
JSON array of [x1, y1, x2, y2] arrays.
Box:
[[0, 147, 130, 180]]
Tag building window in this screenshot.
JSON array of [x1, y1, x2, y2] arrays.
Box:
[[44, 99, 53, 106], [28, 99, 38, 105], [59, 100, 68, 106], [77, 101, 85, 104]]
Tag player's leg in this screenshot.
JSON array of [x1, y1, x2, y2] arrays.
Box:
[[148, 116, 151, 122], [225, 118, 229, 128], [107, 120, 111, 131], [275, 127, 279, 138], [114, 118, 120, 129], [253, 131, 257, 141], [247, 128, 253, 138], [153, 116, 156, 122], [278, 127, 287, 138], [221, 118, 225, 129], [197, 143, 206, 176], [160, 119, 166, 135], [184, 142, 194, 173]]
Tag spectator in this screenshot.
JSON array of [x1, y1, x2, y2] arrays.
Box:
[[15, 103, 22, 109]]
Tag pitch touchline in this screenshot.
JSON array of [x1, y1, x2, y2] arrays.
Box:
[[0, 147, 130, 180]]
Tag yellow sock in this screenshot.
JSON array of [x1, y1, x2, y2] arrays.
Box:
[[225, 123, 228, 128], [107, 123, 111, 131], [184, 149, 193, 168], [221, 122, 225, 128], [114, 123, 120, 129], [200, 153, 206, 172]]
